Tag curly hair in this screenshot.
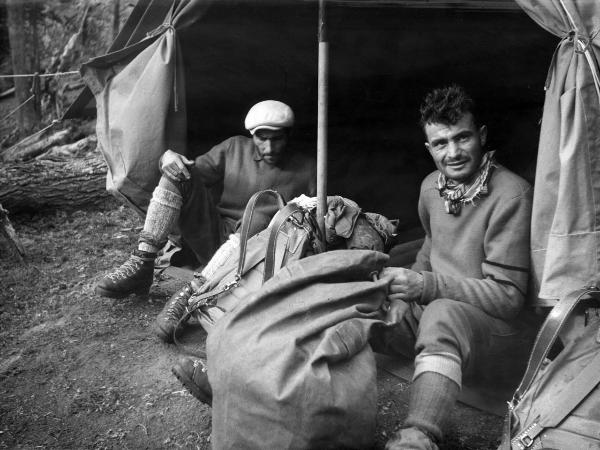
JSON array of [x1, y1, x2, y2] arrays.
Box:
[[419, 85, 477, 129]]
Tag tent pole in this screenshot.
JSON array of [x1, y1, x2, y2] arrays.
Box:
[[316, 0, 328, 246]]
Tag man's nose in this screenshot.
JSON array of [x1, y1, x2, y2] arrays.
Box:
[[447, 141, 460, 158], [263, 140, 272, 153]]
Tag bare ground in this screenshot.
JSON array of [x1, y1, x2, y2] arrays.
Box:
[[0, 206, 503, 449]]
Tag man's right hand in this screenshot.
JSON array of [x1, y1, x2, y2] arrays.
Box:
[[160, 149, 195, 181]]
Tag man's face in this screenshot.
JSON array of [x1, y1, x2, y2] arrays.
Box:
[[424, 112, 487, 182], [253, 129, 288, 165]]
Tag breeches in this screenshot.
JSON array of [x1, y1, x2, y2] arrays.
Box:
[[370, 298, 520, 383], [164, 168, 237, 266]]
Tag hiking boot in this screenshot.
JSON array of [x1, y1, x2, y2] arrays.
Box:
[[154, 273, 207, 343], [95, 249, 155, 298], [172, 356, 212, 406]]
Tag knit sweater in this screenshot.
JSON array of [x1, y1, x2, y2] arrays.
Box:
[[193, 135, 316, 222], [412, 164, 532, 320]]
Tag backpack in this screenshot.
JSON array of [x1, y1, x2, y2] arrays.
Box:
[[206, 249, 391, 449], [499, 286, 600, 450], [183, 189, 324, 333]]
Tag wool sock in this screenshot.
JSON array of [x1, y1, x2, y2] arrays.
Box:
[[404, 371, 460, 443], [138, 177, 183, 253]]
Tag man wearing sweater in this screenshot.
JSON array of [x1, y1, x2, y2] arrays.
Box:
[[375, 85, 532, 450], [95, 100, 316, 299]]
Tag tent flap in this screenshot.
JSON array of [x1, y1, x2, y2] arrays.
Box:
[[78, 0, 213, 214], [516, 0, 600, 304]]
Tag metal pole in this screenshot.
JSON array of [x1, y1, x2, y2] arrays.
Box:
[[316, 0, 328, 246]]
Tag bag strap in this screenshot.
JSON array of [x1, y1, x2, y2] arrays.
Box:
[[237, 189, 285, 278], [263, 202, 304, 284], [512, 285, 600, 403]]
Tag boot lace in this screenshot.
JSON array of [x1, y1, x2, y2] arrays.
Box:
[[164, 285, 192, 319], [106, 257, 143, 282]]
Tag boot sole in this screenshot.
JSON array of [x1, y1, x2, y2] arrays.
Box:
[[95, 285, 150, 299], [172, 364, 212, 406]]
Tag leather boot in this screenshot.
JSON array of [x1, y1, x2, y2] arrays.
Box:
[[154, 273, 207, 343], [172, 356, 212, 406], [95, 249, 155, 298]]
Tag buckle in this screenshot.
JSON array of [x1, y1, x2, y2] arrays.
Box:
[[517, 434, 533, 449], [512, 421, 542, 449]]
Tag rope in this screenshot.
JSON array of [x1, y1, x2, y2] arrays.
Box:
[[0, 94, 34, 124], [557, 0, 600, 102], [0, 71, 79, 79], [8, 119, 61, 148]]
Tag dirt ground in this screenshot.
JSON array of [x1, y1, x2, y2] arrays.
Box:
[[0, 205, 504, 449]]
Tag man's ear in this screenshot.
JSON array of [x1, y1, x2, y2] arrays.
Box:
[[479, 125, 488, 147], [424, 142, 431, 154]]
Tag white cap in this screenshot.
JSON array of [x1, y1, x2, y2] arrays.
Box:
[[244, 100, 295, 135]]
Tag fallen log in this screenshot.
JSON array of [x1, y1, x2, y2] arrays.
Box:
[[1, 127, 74, 162], [0, 151, 116, 214], [36, 135, 97, 161]]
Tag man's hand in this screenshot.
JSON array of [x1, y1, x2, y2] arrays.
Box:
[[160, 149, 195, 181], [381, 267, 424, 302]]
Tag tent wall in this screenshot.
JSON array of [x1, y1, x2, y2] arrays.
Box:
[[73, 0, 556, 235], [177, 2, 554, 226], [515, 0, 600, 303]]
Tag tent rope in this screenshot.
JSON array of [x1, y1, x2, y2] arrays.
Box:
[[0, 71, 79, 79], [7, 119, 61, 149], [0, 95, 34, 125]]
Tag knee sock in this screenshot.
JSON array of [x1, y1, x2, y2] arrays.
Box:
[[404, 371, 460, 443], [138, 176, 183, 254]]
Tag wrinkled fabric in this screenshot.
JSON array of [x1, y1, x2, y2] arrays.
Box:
[[515, 0, 600, 303], [324, 195, 362, 243], [80, 1, 213, 214], [289, 194, 397, 250], [207, 250, 390, 449]]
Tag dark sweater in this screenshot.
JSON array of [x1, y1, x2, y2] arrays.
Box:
[[193, 136, 316, 222], [412, 164, 532, 320]]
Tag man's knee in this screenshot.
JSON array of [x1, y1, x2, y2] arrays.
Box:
[[416, 299, 484, 363]]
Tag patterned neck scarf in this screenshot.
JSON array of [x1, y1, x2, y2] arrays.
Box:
[[437, 151, 496, 215]]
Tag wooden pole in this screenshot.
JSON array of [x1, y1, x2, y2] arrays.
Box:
[[316, 0, 328, 245]]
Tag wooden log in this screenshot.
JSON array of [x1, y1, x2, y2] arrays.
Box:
[[1, 127, 74, 162], [36, 135, 97, 161], [0, 151, 115, 214]]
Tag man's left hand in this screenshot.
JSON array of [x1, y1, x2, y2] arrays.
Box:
[[381, 267, 424, 302]]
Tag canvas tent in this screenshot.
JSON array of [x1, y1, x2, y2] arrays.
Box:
[[514, 0, 600, 303], [67, 0, 600, 304]]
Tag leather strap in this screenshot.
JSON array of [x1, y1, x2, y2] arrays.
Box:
[[263, 203, 304, 284], [237, 190, 285, 278], [513, 286, 600, 403]]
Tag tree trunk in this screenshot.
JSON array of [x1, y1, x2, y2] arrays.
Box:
[[6, 0, 41, 134], [0, 151, 116, 214]]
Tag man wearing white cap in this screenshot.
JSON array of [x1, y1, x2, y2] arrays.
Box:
[[95, 100, 316, 299]]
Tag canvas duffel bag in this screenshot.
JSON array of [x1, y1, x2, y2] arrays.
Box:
[[499, 286, 600, 450], [206, 249, 391, 450]]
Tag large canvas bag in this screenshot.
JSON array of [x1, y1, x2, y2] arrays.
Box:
[[499, 286, 600, 450], [206, 249, 391, 449]]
